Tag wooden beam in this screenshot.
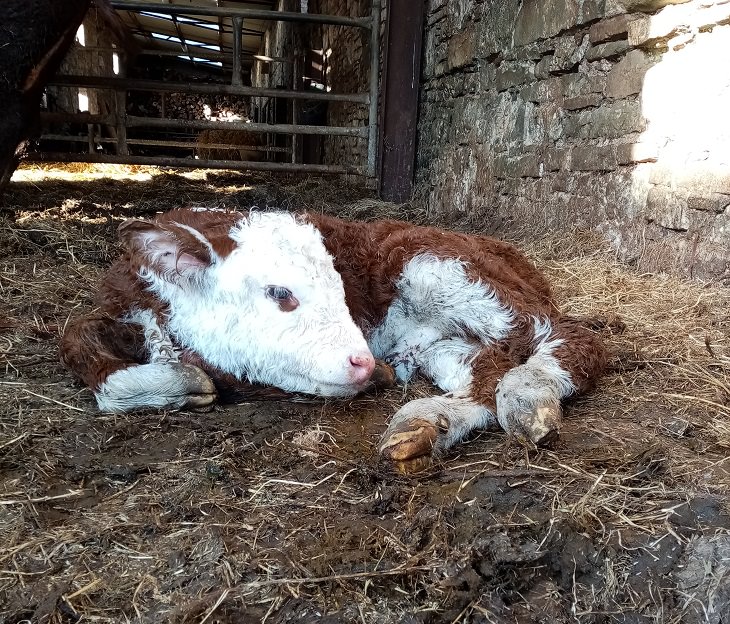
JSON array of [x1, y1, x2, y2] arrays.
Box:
[[110, 2, 371, 29], [231, 16, 243, 86]]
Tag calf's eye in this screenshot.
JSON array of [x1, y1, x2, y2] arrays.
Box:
[[265, 285, 299, 312]]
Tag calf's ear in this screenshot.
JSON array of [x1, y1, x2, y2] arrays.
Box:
[[118, 219, 211, 277]]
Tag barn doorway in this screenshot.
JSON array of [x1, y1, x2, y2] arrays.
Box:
[[27, 0, 381, 179]]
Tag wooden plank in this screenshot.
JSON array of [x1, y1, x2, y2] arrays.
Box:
[[377, 0, 425, 202]]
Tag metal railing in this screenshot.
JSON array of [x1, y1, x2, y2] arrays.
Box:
[[28, 0, 381, 178]]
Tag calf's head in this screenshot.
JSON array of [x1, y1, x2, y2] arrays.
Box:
[[119, 210, 374, 396]]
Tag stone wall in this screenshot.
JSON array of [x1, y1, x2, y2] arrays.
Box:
[[251, 0, 296, 123], [47, 7, 117, 116], [307, 0, 373, 168], [417, 0, 730, 280]]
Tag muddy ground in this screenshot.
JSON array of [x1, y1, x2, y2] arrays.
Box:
[[1, 165, 729, 623]]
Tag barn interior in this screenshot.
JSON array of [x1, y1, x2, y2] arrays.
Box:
[[1, 0, 730, 622]]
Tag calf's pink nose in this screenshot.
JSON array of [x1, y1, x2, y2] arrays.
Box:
[[349, 352, 375, 384]]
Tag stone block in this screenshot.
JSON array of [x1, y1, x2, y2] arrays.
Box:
[[579, 0, 608, 24], [565, 99, 645, 138], [629, 2, 730, 47], [687, 193, 730, 213], [479, 3, 523, 58], [494, 154, 510, 179], [605, 50, 655, 98], [496, 61, 535, 91], [512, 41, 551, 61], [519, 78, 563, 103], [564, 93, 603, 110], [513, 153, 543, 177], [649, 165, 730, 196], [447, 23, 477, 70], [627, 3, 700, 48], [589, 14, 639, 43], [550, 35, 590, 72], [628, 16, 659, 48], [648, 185, 689, 231], [679, 168, 730, 195], [535, 55, 554, 79], [514, 0, 580, 45], [547, 105, 567, 141], [561, 73, 606, 98], [551, 171, 572, 192], [427, 0, 448, 13], [585, 40, 630, 60], [570, 145, 618, 171], [543, 147, 569, 171], [648, 165, 673, 186], [616, 142, 659, 164]]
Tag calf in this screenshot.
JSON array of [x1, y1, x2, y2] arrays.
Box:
[[60, 208, 606, 461]]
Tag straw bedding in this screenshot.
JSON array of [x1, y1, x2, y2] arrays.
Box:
[[0, 163, 728, 623]]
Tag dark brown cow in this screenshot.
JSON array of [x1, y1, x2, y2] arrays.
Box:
[[0, 0, 91, 196]]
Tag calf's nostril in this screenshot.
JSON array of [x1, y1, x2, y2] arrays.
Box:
[[349, 352, 376, 383]]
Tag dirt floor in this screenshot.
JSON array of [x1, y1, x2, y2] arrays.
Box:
[[1, 164, 729, 624]]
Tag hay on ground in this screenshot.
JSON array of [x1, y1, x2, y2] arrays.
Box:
[[0, 162, 728, 623]]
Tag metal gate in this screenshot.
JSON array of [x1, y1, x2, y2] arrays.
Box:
[[27, 0, 380, 178]]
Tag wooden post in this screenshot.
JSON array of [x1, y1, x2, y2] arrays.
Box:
[[232, 16, 243, 87], [377, 0, 425, 202], [115, 52, 128, 156]]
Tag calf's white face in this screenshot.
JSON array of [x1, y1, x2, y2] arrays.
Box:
[[121, 211, 374, 396]]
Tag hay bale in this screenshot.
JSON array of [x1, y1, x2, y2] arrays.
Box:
[[196, 128, 264, 162]]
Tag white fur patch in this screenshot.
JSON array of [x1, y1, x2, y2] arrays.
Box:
[[95, 363, 213, 413], [138, 212, 371, 397], [369, 254, 513, 391], [527, 316, 575, 398], [125, 308, 179, 363], [419, 338, 480, 392]]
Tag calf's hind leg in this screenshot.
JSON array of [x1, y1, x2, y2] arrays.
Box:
[[60, 313, 217, 413], [492, 317, 606, 445]]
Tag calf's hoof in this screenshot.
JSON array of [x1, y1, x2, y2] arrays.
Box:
[[495, 365, 565, 447], [379, 394, 495, 462], [498, 400, 562, 447], [176, 363, 218, 409], [379, 417, 443, 461]]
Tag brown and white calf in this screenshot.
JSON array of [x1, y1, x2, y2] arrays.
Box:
[[60, 208, 606, 461]]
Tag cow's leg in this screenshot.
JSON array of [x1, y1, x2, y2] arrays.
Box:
[[379, 341, 512, 460], [378, 317, 606, 460], [493, 317, 606, 445], [60, 313, 216, 413]]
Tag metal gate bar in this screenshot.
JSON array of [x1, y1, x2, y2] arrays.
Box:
[[49, 75, 369, 104], [110, 1, 371, 28], [29, 152, 361, 174]]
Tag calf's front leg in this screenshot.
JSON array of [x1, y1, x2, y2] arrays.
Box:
[[378, 347, 513, 461], [60, 313, 217, 413]]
